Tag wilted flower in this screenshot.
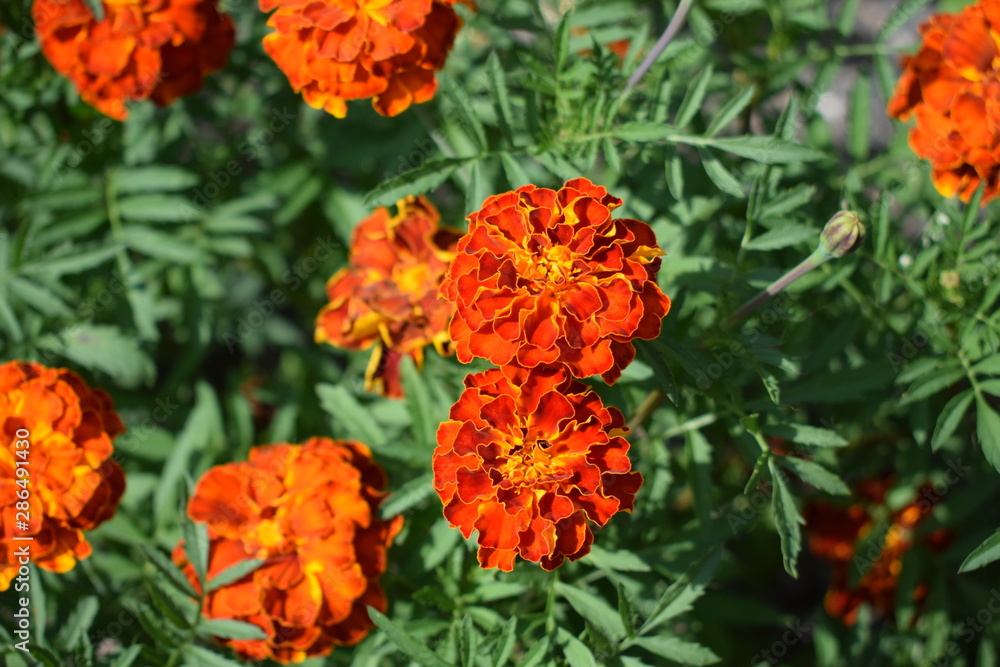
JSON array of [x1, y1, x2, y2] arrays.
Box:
[[33, 0, 235, 120], [887, 0, 1000, 204], [441, 178, 672, 384], [259, 0, 469, 118], [432, 365, 642, 571], [315, 196, 461, 398], [173, 437, 403, 663], [0, 361, 125, 590], [804, 480, 949, 626]]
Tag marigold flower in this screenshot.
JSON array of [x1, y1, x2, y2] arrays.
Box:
[[316, 196, 461, 398], [432, 365, 642, 572], [804, 481, 948, 626], [441, 178, 671, 384], [33, 0, 235, 120], [0, 361, 125, 590], [887, 0, 1000, 203], [259, 0, 469, 118], [173, 437, 403, 663]]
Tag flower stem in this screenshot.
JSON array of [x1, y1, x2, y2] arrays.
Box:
[[624, 0, 695, 92], [724, 250, 826, 328]]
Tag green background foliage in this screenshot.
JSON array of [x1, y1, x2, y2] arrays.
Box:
[[1, 0, 999, 664]]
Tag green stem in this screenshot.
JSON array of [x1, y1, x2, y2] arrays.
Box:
[[624, 0, 696, 92], [724, 250, 827, 328]]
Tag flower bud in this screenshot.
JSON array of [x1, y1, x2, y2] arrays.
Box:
[[819, 211, 866, 258]]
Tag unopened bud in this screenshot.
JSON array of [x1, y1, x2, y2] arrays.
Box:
[[818, 211, 865, 258]]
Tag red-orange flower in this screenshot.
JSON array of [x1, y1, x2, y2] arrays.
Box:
[[887, 0, 1000, 203], [804, 481, 949, 626], [260, 0, 469, 118], [0, 361, 125, 590], [441, 178, 671, 384], [33, 0, 235, 120], [316, 196, 461, 398], [432, 365, 642, 572], [173, 437, 403, 663]]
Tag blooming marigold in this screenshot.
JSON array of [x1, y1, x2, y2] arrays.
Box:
[[887, 0, 1000, 203], [441, 178, 671, 384], [804, 481, 949, 626], [0, 361, 125, 590], [316, 196, 461, 398], [259, 0, 469, 118], [33, 0, 235, 120], [173, 437, 403, 663], [433, 365, 642, 572]]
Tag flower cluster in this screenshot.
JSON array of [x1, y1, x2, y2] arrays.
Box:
[[0, 361, 125, 590], [441, 178, 672, 384], [887, 0, 1000, 204], [433, 179, 667, 570], [805, 479, 952, 625], [33, 0, 235, 120], [433, 365, 642, 571], [259, 0, 469, 118], [315, 196, 461, 398], [173, 437, 403, 663]]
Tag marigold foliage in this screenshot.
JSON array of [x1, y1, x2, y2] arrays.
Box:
[[0, 361, 125, 590], [432, 365, 642, 572], [887, 0, 1000, 203], [441, 178, 671, 384], [32, 0, 235, 121], [173, 437, 403, 663], [315, 196, 461, 398], [259, 0, 468, 118]]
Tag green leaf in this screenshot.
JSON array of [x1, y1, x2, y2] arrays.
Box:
[[206, 558, 267, 592], [487, 52, 516, 143], [81, 0, 104, 20], [199, 619, 269, 641], [706, 85, 756, 137], [7, 278, 73, 317], [640, 547, 720, 636], [442, 75, 487, 151], [878, 0, 931, 38], [55, 596, 99, 650], [554, 10, 572, 72], [973, 355, 1000, 375], [558, 628, 597, 667], [500, 152, 530, 189], [116, 166, 198, 194], [182, 645, 245, 667], [20, 244, 122, 276], [465, 160, 488, 218], [779, 457, 849, 495], [146, 581, 192, 630], [742, 224, 817, 251], [761, 423, 848, 448], [368, 607, 454, 667], [557, 582, 626, 644], [613, 122, 678, 142], [848, 72, 871, 160], [316, 383, 388, 449], [141, 545, 199, 598], [699, 148, 745, 198], [931, 390, 974, 451], [618, 584, 637, 640], [365, 158, 469, 208], [960, 530, 1000, 572], [379, 473, 434, 519], [181, 519, 210, 588], [108, 645, 144, 667], [977, 397, 1000, 473], [699, 136, 826, 164], [674, 65, 713, 128], [665, 153, 685, 200], [899, 367, 966, 405], [53, 324, 155, 388], [769, 458, 804, 578], [121, 226, 203, 263], [759, 185, 816, 218], [584, 544, 653, 572], [629, 637, 721, 665], [492, 617, 517, 667], [118, 194, 194, 222]]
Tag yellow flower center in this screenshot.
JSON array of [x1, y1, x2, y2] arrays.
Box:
[[245, 518, 287, 556], [500, 435, 568, 487], [524, 245, 580, 293], [361, 0, 396, 26]]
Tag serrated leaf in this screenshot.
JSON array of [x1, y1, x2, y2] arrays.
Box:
[[379, 473, 434, 518], [181, 520, 210, 588], [368, 607, 453, 667], [932, 390, 974, 451], [900, 367, 966, 405], [492, 617, 517, 667], [20, 244, 122, 276], [769, 458, 804, 578], [500, 152, 530, 189], [141, 545, 199, 598], [206, 558, 267, 592], [665, 153, 685, 200], [640, 547, 720, 636], [199, 619, 269, 641], [759, 185, 816, 218], [116, 166, 198, 194], [558, 628, 597, 667], [699, 148, 745, 198], [761, 423, 848, 448], [848, 72, 871, 160], [54, 324, 155, 388], [55, 597, 99, 650], [743, 224, 817, 251], [182, 645, 245, 667], [121, 226, 203, 263], [487, 52, 515, 143], [699, 136, 825, 164], [108, 645, 143, 667], [557, 582, 626, 644], [630, 637, 720, 665], [7, 278, 74, 317], [977, 397, 1000, 473], [960, 530, 1000, 572], [706, 85, 755, 137], [973, 355, 1000, 376], [779, 457, 849, 495], [317, 383, 388, 449], [118, 194, 194, 222], [365, 158, 469, 208], [675, 65, 713, 127], [554, 10, 572, 72], [146, 581, 192, 630]]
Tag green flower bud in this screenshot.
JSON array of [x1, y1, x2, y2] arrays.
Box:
[[818, 211, 865, 258]]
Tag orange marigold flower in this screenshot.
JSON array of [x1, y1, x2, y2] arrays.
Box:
[[0, 361, 125, 590], [887, 0, 1000, 203], [316, 196, 461, 398], [173, 437, 403, 663], [260, 0, 469, 118], [441, 178, 671, 384], [432, 365, 642, 572], [805, 481, 946, 626], [33, 0, 235, 120]]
